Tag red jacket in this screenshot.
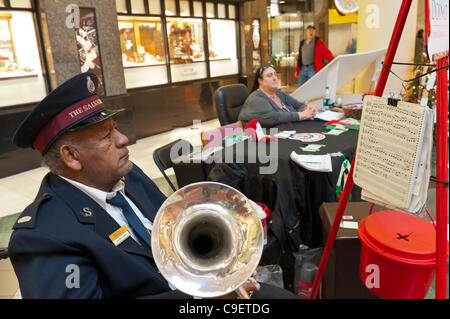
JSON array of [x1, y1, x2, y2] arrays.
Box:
[[296, 37, 334, 75]]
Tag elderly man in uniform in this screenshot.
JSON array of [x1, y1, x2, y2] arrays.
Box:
[[8, 72, 295, 299]]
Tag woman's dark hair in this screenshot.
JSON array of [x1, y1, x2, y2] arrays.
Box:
[[417, 29, 424, 38], [251, 65, 274, 92]]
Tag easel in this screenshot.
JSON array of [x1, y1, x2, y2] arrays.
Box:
[[310, 0, 448, 299]]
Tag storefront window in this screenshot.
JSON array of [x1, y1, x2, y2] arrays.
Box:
[[167, 18, 204, 63], [165, 0, 176, 16], [131, 0, 146, 14], [218, 3, 226, 18], [0, 11, 46, 107], [206, 2, 214, 18], [167, 18, 206, 82], [208, 19, 238, 77], [116, 0, 128, 14], [118, 17, 168, 88], [9, 0, 32, 8], [148, 0, 161, 15], [115, 1, 240, 87], [0, 15, 17, 74], [193, 1, 203, 17], [119, 18, 165, 67], [180, 0, 190, 16], [228, 4, 236, 19]]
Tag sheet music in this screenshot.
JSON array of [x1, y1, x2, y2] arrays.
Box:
[[353, 95, 433, 212]]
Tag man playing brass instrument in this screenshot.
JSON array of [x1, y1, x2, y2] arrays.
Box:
[[8, 73, 295, 299]]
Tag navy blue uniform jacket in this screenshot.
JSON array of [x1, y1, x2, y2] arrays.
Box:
[[8, 164, 173, 298]]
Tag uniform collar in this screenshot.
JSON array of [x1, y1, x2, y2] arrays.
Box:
[[59, 176, 125, 211]]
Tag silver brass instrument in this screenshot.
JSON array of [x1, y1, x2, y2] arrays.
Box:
[[151, 182, 264, 298]]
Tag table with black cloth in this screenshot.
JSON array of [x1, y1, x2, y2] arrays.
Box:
[[173, 120, 361, 290]]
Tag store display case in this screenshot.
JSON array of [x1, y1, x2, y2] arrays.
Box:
[[0, 13, 32, 78], [118, 16, 168, 88], [119, 18, 165, 67], [167, 18, 205, 64], [0, 10, 46, 107], [207, 19, 238, 77], [166, 17, 207, 82], [116, 1, 240, 87]]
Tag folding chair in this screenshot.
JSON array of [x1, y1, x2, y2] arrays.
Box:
[[153, 139, 193, 192]]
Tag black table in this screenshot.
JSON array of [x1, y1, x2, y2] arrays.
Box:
[[173, 120, 361, 289]]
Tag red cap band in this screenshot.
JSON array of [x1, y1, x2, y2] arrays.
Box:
[[33, 95, 105, 154]]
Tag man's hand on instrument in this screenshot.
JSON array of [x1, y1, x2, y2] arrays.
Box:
[[207, 271, 260, 299]]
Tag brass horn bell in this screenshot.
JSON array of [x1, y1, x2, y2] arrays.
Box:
[[151, 182, 264, 298]]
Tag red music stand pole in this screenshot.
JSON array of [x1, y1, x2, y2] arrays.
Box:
[[309, 0, 413, 299], [434, 56, 448, 299]]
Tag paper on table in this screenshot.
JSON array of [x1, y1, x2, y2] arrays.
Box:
[[274, 131, 296, 139], [324, 129, 345, 136], [300, 144, 325, 152], [290, 152, 332, 172], [315, 110, 344, 122], [340, 221, 358, 229]]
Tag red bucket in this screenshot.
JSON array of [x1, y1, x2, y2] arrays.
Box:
[[358, 210, 436, 299]]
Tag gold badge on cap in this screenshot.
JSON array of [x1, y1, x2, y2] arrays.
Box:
[[87, 76, 95, 94]]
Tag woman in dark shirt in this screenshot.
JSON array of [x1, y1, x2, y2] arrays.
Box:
[[238, 65, 317, 127]]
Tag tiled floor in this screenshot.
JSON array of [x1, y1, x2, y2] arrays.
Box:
[[0, 117, 448, 299]]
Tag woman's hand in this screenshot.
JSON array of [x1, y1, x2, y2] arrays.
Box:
[[298, 105, 318, 121]]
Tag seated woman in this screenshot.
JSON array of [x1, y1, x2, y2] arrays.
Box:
[[238, 65, 317, 127]]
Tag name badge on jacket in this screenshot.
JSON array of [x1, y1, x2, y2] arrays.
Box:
[[109, 225, 131, 246]]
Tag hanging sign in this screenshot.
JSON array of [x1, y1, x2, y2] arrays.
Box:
[[425, 0, 449, 61]]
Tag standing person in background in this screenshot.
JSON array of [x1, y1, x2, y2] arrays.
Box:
[[295, 25, 335, 86], [414, 29, 426, 63]]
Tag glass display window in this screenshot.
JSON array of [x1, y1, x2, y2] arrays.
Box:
[[206, 2, 215, 18], [165, 0, 176, 16], [193, 1, 203, 17], [0, 11, 46, 107], [228, 4, 236, 19], [148, 0, 161, 15], [218, 3, 226, 18], [9, 0, 32, 8], [131, 0, 146, 14], [180, 0, 190, 16], [118, 17, 165, 67], [0, 14, 17, 74], [167, 18, 206, 82], [167, 18, 204, 64], [207, 19, 238, 77], [116, 0, 128, 13], [118, 16, 168, 88], [115, 2, 241, 87]]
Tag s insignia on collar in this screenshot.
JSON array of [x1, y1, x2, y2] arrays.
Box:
[[81, 207, 93, 217]]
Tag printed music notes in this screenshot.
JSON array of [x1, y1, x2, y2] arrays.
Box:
[[353, 95, 434, 215]]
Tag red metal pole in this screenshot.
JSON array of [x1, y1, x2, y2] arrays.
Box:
[[434, 56, 448, 299], [309, 0, 413, 299]]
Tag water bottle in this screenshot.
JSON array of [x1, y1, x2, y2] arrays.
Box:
[[297, 262, 318, 299], [323, 86, 330, 111]]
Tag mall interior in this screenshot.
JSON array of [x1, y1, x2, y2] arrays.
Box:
[[0, 0, 448, 300]]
